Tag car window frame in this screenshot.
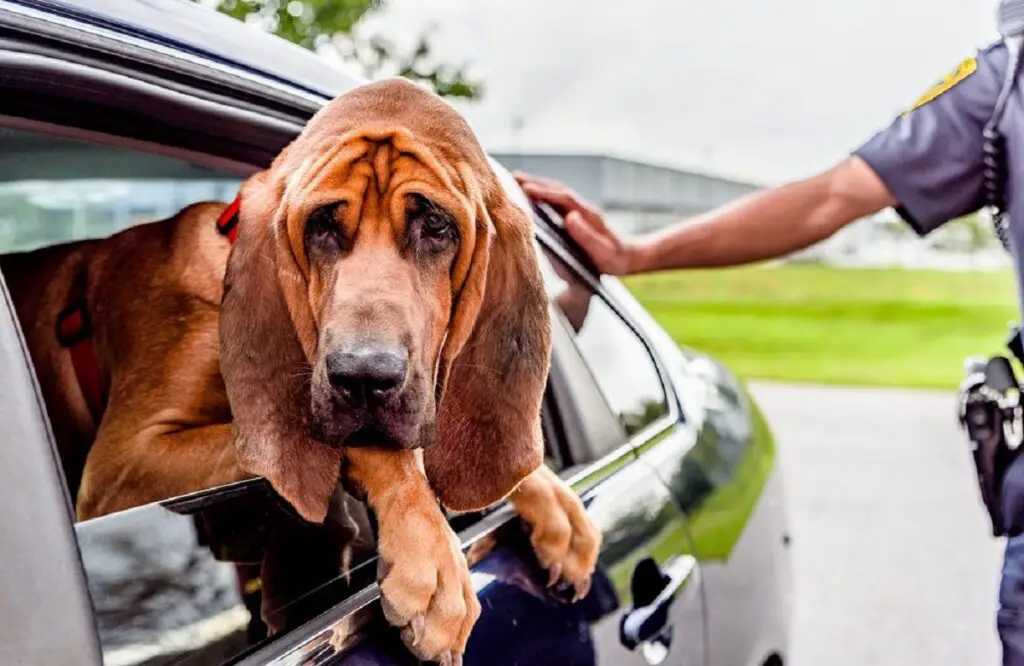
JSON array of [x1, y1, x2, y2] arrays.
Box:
[[0, 0, 329, 117], [543, 306, 626, 470], [0, 242, 104, 666], [532, 214, 682, 458]]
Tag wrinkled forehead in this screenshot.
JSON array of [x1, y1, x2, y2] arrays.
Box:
[[274, 134, 476, 279], [282, 81, 486, 183], [283, 128, 467, 207]]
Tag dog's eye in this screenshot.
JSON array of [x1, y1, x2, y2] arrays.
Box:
[[306, 203, 343, 252], [421, 210, 453, 239], [407, 193, 456, 247]]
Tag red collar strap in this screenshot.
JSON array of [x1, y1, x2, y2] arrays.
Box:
[[55, 296, 103, 419], [216, 196, 241, 243], [57, 195, 242, 419]]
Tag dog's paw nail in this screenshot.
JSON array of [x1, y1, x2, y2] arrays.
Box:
[[407, 614, 425, 647], [546, 562, 563, 588], [573, 576, 592, 602]]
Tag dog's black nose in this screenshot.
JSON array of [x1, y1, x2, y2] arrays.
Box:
[[326, 347, 408, 399]]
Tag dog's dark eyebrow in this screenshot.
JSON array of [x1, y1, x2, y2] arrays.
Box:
[[406, 192, 454, 220]]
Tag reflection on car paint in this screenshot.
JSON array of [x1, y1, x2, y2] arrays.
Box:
[[597, 281, 791, 665], [634, 345, 777, 562]]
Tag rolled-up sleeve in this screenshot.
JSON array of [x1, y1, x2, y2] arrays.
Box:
[[854, 42, 1007, 236]]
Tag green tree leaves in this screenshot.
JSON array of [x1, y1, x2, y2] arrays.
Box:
[[196, 0, 482, 99]]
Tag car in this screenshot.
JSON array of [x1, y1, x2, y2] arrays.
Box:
[[0, 1, 794, 665]]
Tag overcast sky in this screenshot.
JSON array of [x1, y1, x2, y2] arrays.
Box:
[[361, 0, 998, 186]]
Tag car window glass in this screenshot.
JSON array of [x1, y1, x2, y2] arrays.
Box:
[[0, 128, 242, 253], [0, 128, 249, 514], [538, 244, 669, 438], [76, 482, 378, 666]]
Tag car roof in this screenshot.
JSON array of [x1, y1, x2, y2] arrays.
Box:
[[13, 0, 361, 100]]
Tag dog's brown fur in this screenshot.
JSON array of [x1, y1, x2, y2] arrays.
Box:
[[1, 79, 599, 662]]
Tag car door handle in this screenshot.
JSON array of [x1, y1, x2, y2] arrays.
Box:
[[619, 555, 697, 651]]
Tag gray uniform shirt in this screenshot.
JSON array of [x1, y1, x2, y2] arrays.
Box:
[[855, 40, 1024, 304]]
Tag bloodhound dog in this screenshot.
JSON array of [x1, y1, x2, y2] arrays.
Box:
[[1, 79, 599, 663]]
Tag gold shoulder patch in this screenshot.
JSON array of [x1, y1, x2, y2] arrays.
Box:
[[904, 56, 978, 116]]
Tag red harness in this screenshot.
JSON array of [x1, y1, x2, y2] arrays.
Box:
[[57, 197, 241, 418]]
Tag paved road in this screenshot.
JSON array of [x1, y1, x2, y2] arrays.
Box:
[[747, 382, 1005, 666]]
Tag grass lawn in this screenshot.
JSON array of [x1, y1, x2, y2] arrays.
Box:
[[623, 264, 1020, 390]]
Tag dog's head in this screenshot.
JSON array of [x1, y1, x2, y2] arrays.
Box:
[[219, 79, 551, 522]]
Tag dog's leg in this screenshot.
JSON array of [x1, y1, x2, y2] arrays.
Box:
[[345, 447, 479, 665], [508, 465, 601, 601], [77, 424, 251, 520]]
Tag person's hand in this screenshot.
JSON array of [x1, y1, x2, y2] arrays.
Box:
[[514, 172, 642, 276]]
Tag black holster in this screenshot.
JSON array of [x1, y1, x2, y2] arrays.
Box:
[[959, 355, 1023, 537], [963, 396, 1016, 535]]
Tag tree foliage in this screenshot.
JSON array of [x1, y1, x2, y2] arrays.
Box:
[[198, 0, 482, 99]]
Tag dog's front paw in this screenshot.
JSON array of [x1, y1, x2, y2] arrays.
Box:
[[512, 466, 602, 602], [375, 493, 480, 665]]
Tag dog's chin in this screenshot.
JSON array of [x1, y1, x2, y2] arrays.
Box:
[[345, 425, 404, 449], [309, 413, 431, 451], [309, 380, 434, 450]]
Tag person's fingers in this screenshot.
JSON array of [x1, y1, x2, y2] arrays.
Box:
[[513, 171, 563, 190], [516, 176, 564, 197], [516, 175, 614, 239], [518, 181, 575, 213], [578, 203, 611, 234], [519, 180, 605, 222], [564, 211, 616, 272], [545, 193, 611, 237], [512, 170, 535, 186], [565, 210, 597, 237]]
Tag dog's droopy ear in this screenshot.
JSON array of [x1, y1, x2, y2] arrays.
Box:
[[219, 172, 340, 524], [425, 179, 552, 512]]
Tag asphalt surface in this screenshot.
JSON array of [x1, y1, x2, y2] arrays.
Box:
[[746, 381, 1005, 666]]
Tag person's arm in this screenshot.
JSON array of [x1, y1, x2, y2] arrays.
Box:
[[517, 159, 892, 274], [630, 156, 893, 272], [517, 42, 1007, 276]]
